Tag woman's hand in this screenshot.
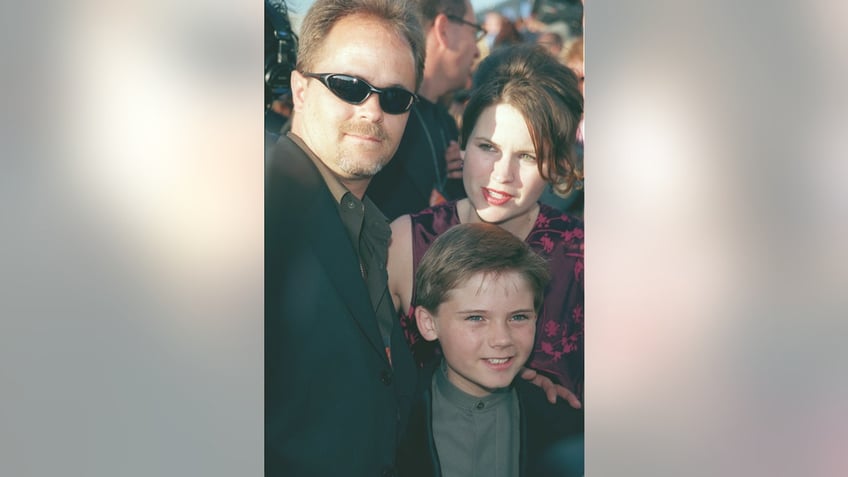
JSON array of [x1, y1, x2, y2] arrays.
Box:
[[520, 367, 582, 408], [445, 141, 463, 179]]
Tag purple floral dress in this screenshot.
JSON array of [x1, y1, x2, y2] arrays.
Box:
[[399, 201, 584, 396]]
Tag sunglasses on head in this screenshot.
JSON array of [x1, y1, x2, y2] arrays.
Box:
[[301, 72, 418, 115]]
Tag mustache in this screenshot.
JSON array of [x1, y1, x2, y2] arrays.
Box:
[[340, 121, 388, 141]]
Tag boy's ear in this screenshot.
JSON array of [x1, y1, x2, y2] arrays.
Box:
[[414, 306, 439, 342]]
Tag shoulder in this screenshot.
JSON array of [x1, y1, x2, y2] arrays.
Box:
[[517, 379, 584, 477], [266, 135, 320, 198], [538, 203, 584, 232], [389, 214, 414, 267], [409, 201, 458, 227], [529, 204, 584, 255], [389, 214, 414, 259], [515, 379, 584, 439], [265, 136, 330, 234]]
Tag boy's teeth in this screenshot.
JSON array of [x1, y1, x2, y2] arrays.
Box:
[[487, 358, 508, 364]]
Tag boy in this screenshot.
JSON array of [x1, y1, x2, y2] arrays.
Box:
[[396, 223, 584, 477]]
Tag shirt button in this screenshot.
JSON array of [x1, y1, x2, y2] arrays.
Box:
[[476, 401, 485, 410], [380, 369, 393, 385]]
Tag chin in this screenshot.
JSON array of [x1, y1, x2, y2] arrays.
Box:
[[474, 208, 511, 225], [483, 374, 519, 390], [482, 381, 514, 393], [339, 156, 387, 178]]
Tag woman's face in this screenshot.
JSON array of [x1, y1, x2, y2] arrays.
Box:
[[462, 103, 548, 228]]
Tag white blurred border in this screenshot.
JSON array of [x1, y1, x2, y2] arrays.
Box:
[[2, 0, 846, 476]]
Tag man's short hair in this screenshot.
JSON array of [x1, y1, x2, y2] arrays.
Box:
[[414, 223, 550, 313], [416, 0, 468, 24], [296, 0, 426, 90]]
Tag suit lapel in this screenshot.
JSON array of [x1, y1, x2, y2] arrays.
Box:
[[291, 146, 388, 364]]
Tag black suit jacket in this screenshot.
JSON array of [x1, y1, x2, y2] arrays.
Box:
[[265, 135, 417, 476], [396, 366, 584, 477]]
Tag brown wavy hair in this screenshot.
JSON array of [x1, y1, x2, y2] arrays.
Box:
[[464, 44, 583, 195]]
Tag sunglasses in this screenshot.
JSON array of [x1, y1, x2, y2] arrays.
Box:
[[301, 72, 418, 115]]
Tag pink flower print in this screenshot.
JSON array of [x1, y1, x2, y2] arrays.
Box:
[[561, 328, 582, 352], [543, 320, 560, 338], [540, 234, 555, 254], [574, 260, 583, 281], [537, 214, 551, 228], [572, 304, 583, 324], [540, 341, 555, 356]]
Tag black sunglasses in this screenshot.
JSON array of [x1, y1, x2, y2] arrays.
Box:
[[445, 14, 487, 42], [301, 72, 418, 115]]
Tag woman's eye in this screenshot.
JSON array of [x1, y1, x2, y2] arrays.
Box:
[[519, 153, 537, 162], [511, 314, 530, 322], [477, 142, 496, 152], [465, 315, 484, 322]]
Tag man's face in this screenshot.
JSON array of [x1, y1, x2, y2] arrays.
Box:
[[291, 14, 416, 184], [443, 1, 480, 92]]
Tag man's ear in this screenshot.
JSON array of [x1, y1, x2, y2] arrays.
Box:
[[415, 306, 439, 342], [431, 13, 451, 49], [290, 70, 307, 112]]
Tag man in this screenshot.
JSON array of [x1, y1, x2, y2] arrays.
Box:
[[264, 0, 425, 475], [366, 0, 483, 220]]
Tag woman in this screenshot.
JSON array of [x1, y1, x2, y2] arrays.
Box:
[[388, 44, 585, 397]]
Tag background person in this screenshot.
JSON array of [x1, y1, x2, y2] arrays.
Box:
[[367, 0, 484, 220]]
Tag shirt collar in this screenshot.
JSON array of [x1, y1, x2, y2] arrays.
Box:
[[287, 131, 347, 204], [435, 360, 513, 412]]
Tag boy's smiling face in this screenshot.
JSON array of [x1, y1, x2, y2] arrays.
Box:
[[415, 270, 537, 397]]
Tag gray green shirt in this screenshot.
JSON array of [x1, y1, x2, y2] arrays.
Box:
[[431, 363, 520, 477]]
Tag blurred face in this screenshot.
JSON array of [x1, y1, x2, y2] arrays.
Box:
[[291, 14, 416, 185], [483, 12, 502, 35], [462, 103, 548, 231], [537, 34, 563, 57], [417, 271, 537, 397], [444, 1, 480, 91]]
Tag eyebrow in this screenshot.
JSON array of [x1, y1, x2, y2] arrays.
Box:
[[455, 308, 536, 314], [471, 136, 535, 155], [337, 72, 412, 91]]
